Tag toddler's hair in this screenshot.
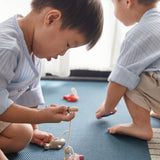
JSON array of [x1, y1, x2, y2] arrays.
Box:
[[138, 0, 159, 5], [31, 0, 104, 50]]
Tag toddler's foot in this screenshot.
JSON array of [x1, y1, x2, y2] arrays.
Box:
[[108, 123, 153, 141], [68, 153, 84, 160], [150, 111, 160, 119]]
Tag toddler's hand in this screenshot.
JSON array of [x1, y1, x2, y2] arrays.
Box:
[[41, 105, 75, 123], [96, 103, 106, 119], [96, 103, 117, 119], [31, 129, 53, 146]]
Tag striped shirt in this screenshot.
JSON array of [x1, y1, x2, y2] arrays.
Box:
[[108, 8, 160, 90], [0, 15, 44, 115]]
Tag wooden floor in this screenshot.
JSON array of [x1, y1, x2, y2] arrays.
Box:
[[148, 128, 160, 160]]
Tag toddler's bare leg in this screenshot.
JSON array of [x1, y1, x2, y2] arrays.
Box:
[[150, 111, 160, 119], [0, 123, 33, 153], [108, 95, 153, 140], [0, 149, 8, 160]]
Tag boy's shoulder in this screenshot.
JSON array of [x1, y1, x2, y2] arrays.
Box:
[[0, 16, 22, 53], [126, 8, 160, 40], [139, 8, 160, 23]]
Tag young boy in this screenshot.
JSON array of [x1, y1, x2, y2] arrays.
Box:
[[0, 0, 103, 158], [96, 0, 160, 141]]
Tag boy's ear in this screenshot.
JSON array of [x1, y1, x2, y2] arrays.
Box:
[[44, 10, 61, 25], [126, 0, 135, 8]]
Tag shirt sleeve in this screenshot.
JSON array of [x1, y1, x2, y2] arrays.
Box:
[[0, 49, 17, 115], [15, 59, 45, 107], [108, 63, 140, 90], [108, 37, 160, 90]]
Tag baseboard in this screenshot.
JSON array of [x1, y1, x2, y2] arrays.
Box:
[[41, 70, 110, 82]]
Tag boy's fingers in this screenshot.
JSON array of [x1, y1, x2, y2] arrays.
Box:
[[50, 104, 59, 108], [63, 112, 75, 121], [96, 111, 102, 119], [42, 133, 53, 143], [32, 138, 43, 146], [43, 136, 51, 143], [46, 104, 57, 108], [97, 116, 102, 119], [56, 105, 68, 113], [112, 108, 117, 114], [46, 105, 67, 113]]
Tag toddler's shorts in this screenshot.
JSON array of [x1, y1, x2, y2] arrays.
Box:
[[0, 121, 10, 133], [126, 71, 160, 114]]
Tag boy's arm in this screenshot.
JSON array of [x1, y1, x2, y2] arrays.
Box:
[[0, 104, 75, 146], [0, 103, 39, 123], [30, 106, 53, 146], [0, 103, 75, 124], [96, 81, 127, 119]]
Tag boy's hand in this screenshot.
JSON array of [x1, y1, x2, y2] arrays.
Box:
[[31, 129, 53, 146], [37, 105, 75, 123], [31, 105, 76, 146], [96, 103, 106, 119], [43, 105, 75, 123], [96, 103, 117, 119]]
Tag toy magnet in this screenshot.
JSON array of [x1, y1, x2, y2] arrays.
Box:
[[44, 138, 66, 150]]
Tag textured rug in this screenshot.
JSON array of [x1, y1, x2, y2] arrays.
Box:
[[6, 80, 160, 160]]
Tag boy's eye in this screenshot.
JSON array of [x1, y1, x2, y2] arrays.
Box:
[[67, 43, 70, 48]]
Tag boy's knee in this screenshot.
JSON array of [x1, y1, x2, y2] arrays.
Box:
[[21, 124, 33, 142], [15, 124, 33, 151]]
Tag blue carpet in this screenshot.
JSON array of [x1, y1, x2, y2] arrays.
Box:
[[6, 80, 160, 160]]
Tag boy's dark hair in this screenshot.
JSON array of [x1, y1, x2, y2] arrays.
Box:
[[31, 0, 104, 50], [138, 0, 159, 5]]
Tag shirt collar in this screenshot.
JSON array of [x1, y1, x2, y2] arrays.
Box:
[[139, 7, 160, 23]]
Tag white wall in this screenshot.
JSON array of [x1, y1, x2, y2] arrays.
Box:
[[0, 0, 31, 22]]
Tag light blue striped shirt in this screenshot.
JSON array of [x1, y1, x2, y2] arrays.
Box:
[[108, 8, 160, 90], [0, 15, 44, 115]]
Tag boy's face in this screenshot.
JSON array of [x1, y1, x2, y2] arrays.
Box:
[[32, 22, 86, 61], [112, 0, 137, 26]]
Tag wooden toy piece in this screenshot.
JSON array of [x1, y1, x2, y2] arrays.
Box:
[[44, 138, 66, 150], [64, 147, 70, 160], [67, 107, 79, 113]]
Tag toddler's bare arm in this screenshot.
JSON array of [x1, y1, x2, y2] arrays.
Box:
[[0, 103, 75, 124], [96, 81, 127, 119]]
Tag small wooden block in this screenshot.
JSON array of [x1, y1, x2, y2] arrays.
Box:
[[67, 107, 79, 113]]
